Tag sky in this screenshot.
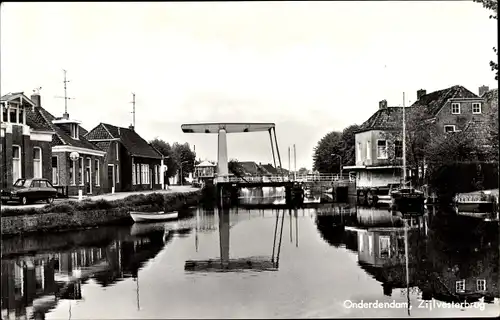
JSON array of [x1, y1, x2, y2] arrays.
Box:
[[1, 1, 497, 170]]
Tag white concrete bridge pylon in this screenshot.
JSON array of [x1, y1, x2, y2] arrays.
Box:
[[181, 123, 280, 179]]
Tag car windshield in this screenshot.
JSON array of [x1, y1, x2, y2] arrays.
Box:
[[14, 179, 27, 187]]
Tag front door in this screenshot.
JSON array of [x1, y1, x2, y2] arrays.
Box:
[[107, 165, 114, 192]]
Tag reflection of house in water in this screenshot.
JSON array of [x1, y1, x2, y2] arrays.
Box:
[[356, 224, 425, 297], [419, 219, 499, 304], [1, 232, 169, 320]]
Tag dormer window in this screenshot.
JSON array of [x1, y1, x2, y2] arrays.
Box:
[[70, 123, 79, 139], [451, 103, 461, 114], [1, 103, 25, 125], [472, 103, 481, 114]]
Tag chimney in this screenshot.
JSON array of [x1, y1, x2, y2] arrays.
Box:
[[62, 112, 70, 120], [129, 124, 134, 131], [30, 93, 41, 107], [417, 89, 427, 100], [478, 85, 489, 97], [379, 99, 387, 109]]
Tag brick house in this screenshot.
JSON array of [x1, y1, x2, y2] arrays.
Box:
[[0, 92, 54, 189], [410, 85, 487, 134], [344, 85, 493, 189], [84, 123, 164, 192], [29, 93, 106, 196]]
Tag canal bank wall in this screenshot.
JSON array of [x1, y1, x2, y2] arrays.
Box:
[[1, 190, 203, 237]]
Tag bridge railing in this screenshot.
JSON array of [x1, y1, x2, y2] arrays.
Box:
[[215, 174, 355, 184]]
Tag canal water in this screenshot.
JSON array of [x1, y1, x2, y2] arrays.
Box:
[[2, 190, 499, 319]]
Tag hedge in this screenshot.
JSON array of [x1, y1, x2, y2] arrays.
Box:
[[1, 191, 201, 218]]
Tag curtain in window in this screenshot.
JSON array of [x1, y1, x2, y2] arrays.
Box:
[[33, 148, 42, 178], [12, 146, 21, 181]]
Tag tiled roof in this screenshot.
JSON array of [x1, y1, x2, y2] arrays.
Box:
[[357, 106, 404, 133], [237, 161, 262, 176], [83, 123, 114, 140], [86, 123, 162, 159], [35, 107, 102, 151], [410, 85, 479, 116], [261, 163, 278, 175], [25, 107, 54, 132]]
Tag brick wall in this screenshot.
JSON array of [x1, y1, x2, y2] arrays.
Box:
[[129, 156, 162, 192], [435, 100, 489, 133], [53, 151, 105, 196], [30, 140, 52, 181]]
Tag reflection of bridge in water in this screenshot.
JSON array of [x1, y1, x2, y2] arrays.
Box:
[[185, 205, 297, 273]]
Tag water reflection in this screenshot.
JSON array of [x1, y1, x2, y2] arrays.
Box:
[[315, 211, 499, 307], [1, 190, 498, 319], [184, 205, 286, 272]]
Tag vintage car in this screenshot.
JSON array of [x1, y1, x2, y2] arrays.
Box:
[[1, 178, 58, 205]]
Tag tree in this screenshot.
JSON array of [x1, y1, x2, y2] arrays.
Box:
[[172, 142, 196, 183], [312, 125, 360, 173], [339, 124, 361, 166], [474, 0, 498, 80], [150, 138, 177, 178], [297, 167, 309, 175], [228, 159, 246, 177], [149, 139, 196, 182], [312, 131, 343, 173], [424, 130, 483, 200]]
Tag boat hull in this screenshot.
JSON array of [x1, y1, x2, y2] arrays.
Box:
[[130, 211, 179, 223], [391, 190, 425, 214]]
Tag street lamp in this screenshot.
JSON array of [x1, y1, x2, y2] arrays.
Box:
[[331, 154, 342, 179]]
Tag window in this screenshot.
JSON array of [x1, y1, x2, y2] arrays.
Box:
[[12, 145, 21, 181], [377, 140, 388, 159], [95, 159, 100, 186], [70, 123, 79, 139], [116, 164, 120, 183], [395, 141, 403, 159], [70, 158, 77, 185], [1, 104, 7, 123], [368, 234, 373, 256], [444, 125, 456, 133], [472, 103, 481, 114], [358, 233, 364, 252], [33, 147, 42, 178], [356, 142, 361, 162], [366, 141, 371, 160], [132, 163, 136, 185], [116, 143, 119, 160], [86, 157, 92, 186], [451, 103, 460, 114], [379, 236, 391, 258], [153, 165, 157, 184], [52, 156, 59, 185], [456, 280, 465, 293], [476, 279, 486, 291], [78, 158, 84, 185], [8, 105, 20, 123]]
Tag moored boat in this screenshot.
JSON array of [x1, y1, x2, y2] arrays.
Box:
[[390, 187, 425, 214], [130, 211, 179, 223]]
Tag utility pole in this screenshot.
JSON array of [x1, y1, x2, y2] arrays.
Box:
[[293, 144, 297, 181], [130, 93, 136, 128], [288, 146, 291, 179], [55, 69, 75, 116]]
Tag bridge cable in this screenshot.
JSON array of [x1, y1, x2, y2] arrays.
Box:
[[268, 128, 277, 170]]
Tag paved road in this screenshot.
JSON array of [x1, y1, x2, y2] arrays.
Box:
[[1, 186, 200, 211]]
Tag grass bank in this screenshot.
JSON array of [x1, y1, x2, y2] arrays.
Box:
[[1, 190, 202, 236]]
